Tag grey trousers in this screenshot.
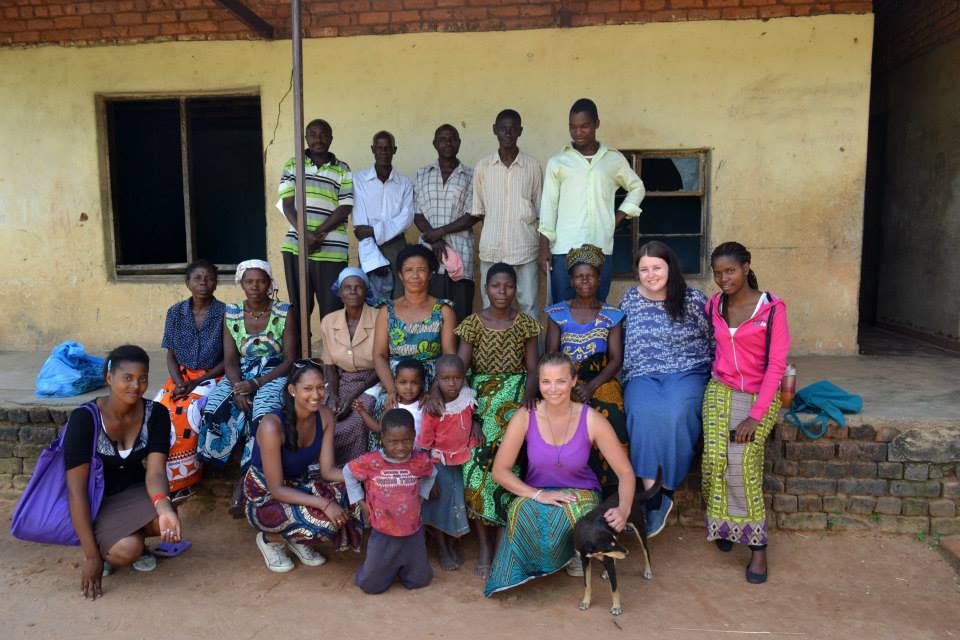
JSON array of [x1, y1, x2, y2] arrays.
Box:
[[355, 528, 433, 594]]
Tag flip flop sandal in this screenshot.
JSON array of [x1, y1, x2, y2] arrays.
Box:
[[102, 561, 114, 577], [132, 552, 158, 572], [170, 486, 197, 505], [153, 539, 192, 558]]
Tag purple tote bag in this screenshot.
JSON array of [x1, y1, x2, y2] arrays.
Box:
[[10, 402, 105, 546]]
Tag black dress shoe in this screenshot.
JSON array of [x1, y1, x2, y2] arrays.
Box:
[[715, 539, 733, 553], [746, 564, 768, 584]]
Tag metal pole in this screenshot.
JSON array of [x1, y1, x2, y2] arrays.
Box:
[[292, 0, 310, 358]]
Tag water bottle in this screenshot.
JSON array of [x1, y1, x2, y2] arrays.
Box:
[[780, 364, 797, 409]]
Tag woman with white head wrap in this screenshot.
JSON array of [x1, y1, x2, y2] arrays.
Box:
[[319, 266, 380, 466], [198, 259, 297, 516]]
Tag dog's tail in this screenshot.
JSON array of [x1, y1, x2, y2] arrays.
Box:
[[635, 466, 664, 503]]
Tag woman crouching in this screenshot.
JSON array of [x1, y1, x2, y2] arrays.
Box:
[[65, 345, 183, 599], [244, 360, 363, 572]]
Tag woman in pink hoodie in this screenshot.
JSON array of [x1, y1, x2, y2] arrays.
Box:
[[701, 242, 790, 585]]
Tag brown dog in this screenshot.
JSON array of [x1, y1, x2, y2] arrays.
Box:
[[572, 469, 663, 616]]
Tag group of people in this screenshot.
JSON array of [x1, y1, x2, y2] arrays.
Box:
[[56, 97, 791, 602], [276, 97, 645, 329]]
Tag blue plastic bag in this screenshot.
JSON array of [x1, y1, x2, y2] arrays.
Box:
[[35, 341, 105, 398]]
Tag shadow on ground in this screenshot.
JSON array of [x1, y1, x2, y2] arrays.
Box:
[[0, 500, 958, 640]]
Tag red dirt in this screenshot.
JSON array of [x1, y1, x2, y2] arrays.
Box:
[[1, 500, 957, 640]]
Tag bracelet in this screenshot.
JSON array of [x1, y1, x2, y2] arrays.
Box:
[[151, 493, 170, 507], [532, 489, 543, 503]]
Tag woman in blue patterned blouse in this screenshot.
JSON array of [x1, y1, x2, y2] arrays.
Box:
[[156, 260, 226, 502], [621, 241, 713, 538]]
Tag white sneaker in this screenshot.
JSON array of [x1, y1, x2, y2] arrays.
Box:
[[565, 553, 584, 577], [285, 539, 327, 567], [256, 532, 295, 573]]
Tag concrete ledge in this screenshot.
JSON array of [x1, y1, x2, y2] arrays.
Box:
[[2, 400, 958, 539]]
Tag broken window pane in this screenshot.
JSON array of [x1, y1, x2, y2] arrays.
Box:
[[641, 156, 700, 192]]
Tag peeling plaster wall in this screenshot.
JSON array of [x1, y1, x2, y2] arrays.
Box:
[[0, 14, 872, 354]]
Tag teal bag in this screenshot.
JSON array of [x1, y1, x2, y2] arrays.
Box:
[[785, 380, 863, 440]]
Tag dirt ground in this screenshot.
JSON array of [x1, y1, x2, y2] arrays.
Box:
[[1, 500, 958, 640]]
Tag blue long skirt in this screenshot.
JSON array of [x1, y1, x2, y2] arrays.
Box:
[[624, 366, 710, 490]]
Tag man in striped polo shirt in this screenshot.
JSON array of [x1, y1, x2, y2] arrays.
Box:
[[278, 119, 353, 346]]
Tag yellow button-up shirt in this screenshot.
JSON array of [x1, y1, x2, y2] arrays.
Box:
[[538, 143, 645, 255]]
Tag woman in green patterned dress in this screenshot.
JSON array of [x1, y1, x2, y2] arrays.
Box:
[[372, 244, 457, 409], [456, 263, 541, 578]]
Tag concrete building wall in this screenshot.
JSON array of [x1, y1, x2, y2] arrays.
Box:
[[875, 36, 960, 342], [0, 14, 872, 354]]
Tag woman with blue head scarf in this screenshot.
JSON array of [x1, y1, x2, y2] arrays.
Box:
[[319, 267, 381, 466]]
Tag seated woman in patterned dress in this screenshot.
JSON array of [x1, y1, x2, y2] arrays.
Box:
[[244, 360, 363, 572], [319, 267, 379, 467], [484, 352, 635, 597], [372, 244, 457, 409], [456, 263, 541, 578], [198, 259, 296, 516], [544, 244, 628, 498], [155, 259, 226, 507]]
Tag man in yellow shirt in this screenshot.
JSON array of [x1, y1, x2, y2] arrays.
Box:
[[538, 99, 645, 303]]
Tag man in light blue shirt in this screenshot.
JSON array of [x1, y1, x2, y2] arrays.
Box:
[[538, 98, 645, 303]]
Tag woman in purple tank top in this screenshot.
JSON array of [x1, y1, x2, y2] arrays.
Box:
[[483, 353, 636, 596]]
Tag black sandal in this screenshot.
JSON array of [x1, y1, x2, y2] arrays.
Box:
[[746, 564, 768, 584], [715, 539, 733, 553]]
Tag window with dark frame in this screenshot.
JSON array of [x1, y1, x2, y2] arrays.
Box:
[[612, 149, 709, 277], [104, 94, 267, 277]]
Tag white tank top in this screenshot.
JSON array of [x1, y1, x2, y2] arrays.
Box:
[[728, 293, 769, 336]]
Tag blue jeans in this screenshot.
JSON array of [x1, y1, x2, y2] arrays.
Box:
[[550, 254, 614, 303]]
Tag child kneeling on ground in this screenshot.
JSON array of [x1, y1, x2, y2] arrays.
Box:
[[418, 354, 480, 570], [344, 408, 437, 594]]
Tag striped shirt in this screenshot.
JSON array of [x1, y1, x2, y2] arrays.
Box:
[[277, 153, 353, 262], [415, 162, 475, 281], [472, 150, 543, 266]]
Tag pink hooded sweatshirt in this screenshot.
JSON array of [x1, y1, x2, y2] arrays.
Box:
[[707, 292, 791, 421]]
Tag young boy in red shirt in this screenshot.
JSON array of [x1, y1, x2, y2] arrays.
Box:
[[344, 408, 436, 594]]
